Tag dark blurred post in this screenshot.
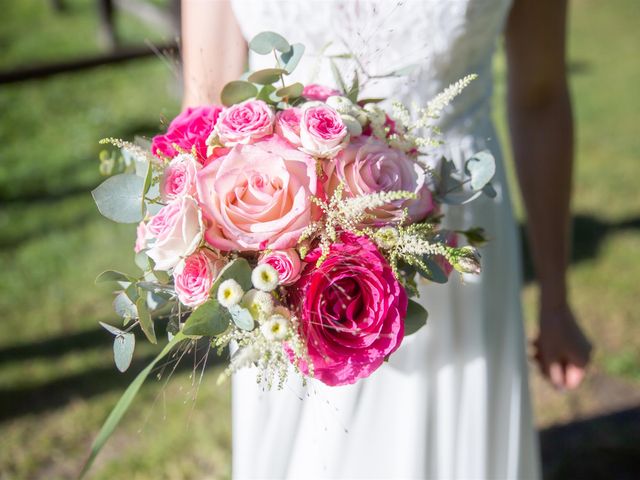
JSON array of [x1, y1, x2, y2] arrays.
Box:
[[97, 0, 118, 50]]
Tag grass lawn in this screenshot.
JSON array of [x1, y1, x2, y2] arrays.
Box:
[[0, 0, 638, 478]]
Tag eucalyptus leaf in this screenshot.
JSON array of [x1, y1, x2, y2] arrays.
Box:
[[113, 291, 137, 319], [79, 332, 187, 478], [136, 295, 156, 344], [347, 70, 359, 103], [404, 299, 428, 336], [415, 256, 449, 284], [92, 173, 145, 223], [247, 68, 287, 85], [113, 333, 135, 372], [146, 291, 168, 310], [329, 59, 347, 94], [182, 299, 230, 337], [280, 43, 305, 73], [211, 257, 253, 293], [249, 31, 290, 54], [99, 321, 125, 336], [357, 98, 385, 106], [228, 305, 255, 331], [482, 182, 497, 198], [275, 82, 304, 99], [96, 270, 133, 284], [134, 251, 151, 272], [220, 81, 258, 107], [256, 84, 277, 103], [142, 160, 153, 195], [465, 150, 496, 191]]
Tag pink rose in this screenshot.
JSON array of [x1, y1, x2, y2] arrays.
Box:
[[328, 136, 434, 224], [160, 153, 200, 201], [302, 84, 341, 101], [196, 136, 319, 251], [259, 249, 303, 286], [151, 105, 222, 162], [145, 197, 203, 271], [174, 249, 226, 307], [214, 100, 274, 146], [275, 108, 302, 146], [134, 221, 148, 253], [300, 105, 348, 158], [291, 234, 407, 386]]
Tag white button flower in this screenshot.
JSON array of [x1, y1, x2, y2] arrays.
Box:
[[217, 279, 244, 307], [241, 289, 274, 319], [260, 314, 290, 341], [251, 264, 279, 292]]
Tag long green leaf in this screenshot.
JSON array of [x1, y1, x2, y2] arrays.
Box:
[[78, 332, 187, 478]]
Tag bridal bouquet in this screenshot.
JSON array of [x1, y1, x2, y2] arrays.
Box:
[[83, 31, 495, 474]]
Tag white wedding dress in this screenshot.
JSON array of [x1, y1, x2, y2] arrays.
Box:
[[229, 1, 541, 479]]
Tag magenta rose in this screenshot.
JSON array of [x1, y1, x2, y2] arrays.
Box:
[[160, 153, 200, 201], [174, 249, 226, 307], [145, 197, 203, 271], [259, 249, 303, 286], [196, 136, 319, 251], [214, 100, 274, 146], [275, 108, 302, 146], [328, 136, 434, 224], [302, 84, 341, 101], [291, 234, 407, 386], [151, 105, 222, 162], [300, 105, 348, 158]]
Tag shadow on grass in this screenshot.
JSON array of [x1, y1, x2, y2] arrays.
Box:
[[540, 406, 640, 480]]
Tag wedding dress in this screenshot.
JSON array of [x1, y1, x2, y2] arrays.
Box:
[[229, 1, 541, 478]]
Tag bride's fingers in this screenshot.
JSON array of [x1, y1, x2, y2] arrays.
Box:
[[565, 364, 585, 390], [549, 362, 565, 389]]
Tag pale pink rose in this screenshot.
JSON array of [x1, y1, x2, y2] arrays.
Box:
[[134, 221, 148, 253], [160, 153, 200, 201], [275, 108, 302, 146], [300, 105, 348, 158], [174, 249, 226, 307], [196, 136, 319, 251], [259, 249, 303, 285], [145, 197, 203, 271], [302, 84, 341, 101], [214, 100, 274, 146], [290, 233, 407, 386], [151, 105, 222, 163], [328, 136, 434, 224]]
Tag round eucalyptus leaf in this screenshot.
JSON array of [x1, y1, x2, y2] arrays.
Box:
[[465, 151, 496, 191], [228, 305, 255, 331], [114, 291, 138, 319], [275, 82, 304, 99], [249, 31, 290, 55], [256, 84, 277, 103], [113, 333, 135, 372], [247, 68, 287, 85], [182, 299, 230, 337], [280, 43, 305, 73], [92, 173, 145, 224], [220, 81, 258, 106], [100, 321, 125, 337]]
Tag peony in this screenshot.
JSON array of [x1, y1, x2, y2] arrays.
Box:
[[151, 105, 222, 162], [259, 249, 303, 286], [300, 105, 348, 158], [275, 108, 302, 146], [328, 136, 434, 224], [196, 136, 319, 251], [291, 234, 407, 386], [214, 100, 274, 146], [145, 196, 203, 271], [160, 153, 200, 201], [302, 84, 341, 101], [174, 249, 225, 307]]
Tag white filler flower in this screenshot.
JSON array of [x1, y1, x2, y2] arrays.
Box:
[[260, 314, 290, 341], [251, 264, 279, 292], [241, 289, 274, 319], [217, 279, 244, 307]]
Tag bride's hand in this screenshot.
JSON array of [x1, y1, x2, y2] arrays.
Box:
[[533, 303, 592, 390]]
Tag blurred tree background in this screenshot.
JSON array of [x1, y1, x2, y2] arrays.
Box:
[[0, 0, 638, 478]]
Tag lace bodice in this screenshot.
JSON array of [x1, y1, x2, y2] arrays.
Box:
[[231, 0, 513, 130]]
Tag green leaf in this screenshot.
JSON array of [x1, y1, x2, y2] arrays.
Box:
[[247, 68, 287, 85], [95, 270, 133, 284], [256, 84, 277, 103], [415, 257, 449, 284], [113, 333, 135, 372], [113, 291, 137, 319], [142, 160, 153, 195], [404, 299, 428, 336], [134, 251, 151, 272], [329, 59, 347, 94], [249, 31, 290, 54], [357, 98, 385, 106], [465, 150, 496, 191], [182, 299, 230, 337], [92, 173, 145, 224], [211, 257, 253, 293], [275, 82, 304, 99], [79, 332, 187, 478], [135, 295, 156, 344], [220, 81, 258, 106], [280, 42, 305, 73], [99, 321, 125, 336], [228, 305, 255, 331], [347, 70, 359, 103]]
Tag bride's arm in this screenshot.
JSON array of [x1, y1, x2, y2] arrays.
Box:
[[505, 0, 592, 389], [181, 0, 247, 107]]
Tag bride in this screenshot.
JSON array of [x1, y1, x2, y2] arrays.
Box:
[[181, 1, 592, 478]]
